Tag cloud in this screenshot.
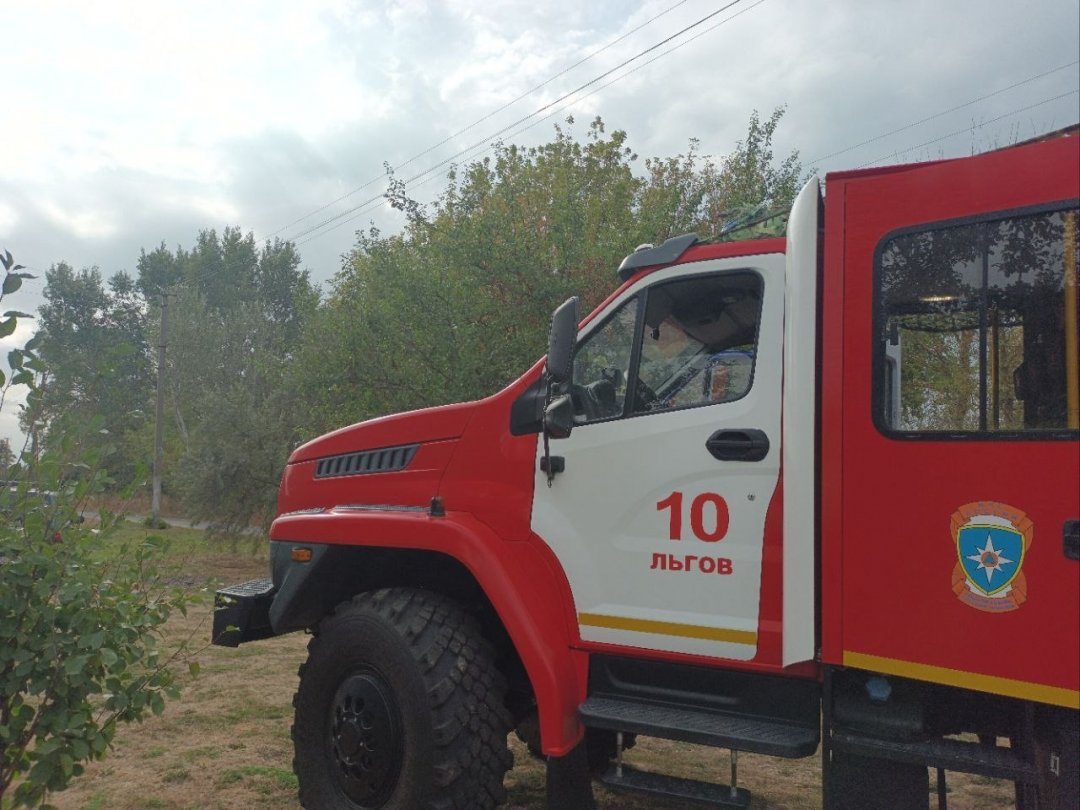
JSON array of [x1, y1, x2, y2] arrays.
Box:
[[0, 0, 1077, 449], [2, 0, 1077, 294]]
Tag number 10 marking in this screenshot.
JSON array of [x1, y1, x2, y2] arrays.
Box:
[[656, 491, 729, 542]]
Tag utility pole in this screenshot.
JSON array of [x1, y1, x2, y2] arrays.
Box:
[[151, 291, 168, 524]]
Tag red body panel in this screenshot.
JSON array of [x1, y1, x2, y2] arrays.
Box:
[[822, 134, 1080, 707], [438, 367, 545, 544], [289, 400, 477, 463], [279, 440, 458, 515]]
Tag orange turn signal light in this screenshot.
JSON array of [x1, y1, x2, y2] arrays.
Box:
[[291, 547, 313, 563]]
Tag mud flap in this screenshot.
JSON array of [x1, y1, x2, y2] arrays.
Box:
[[825, 749, 929, 810], [546, 739, 596, 810]]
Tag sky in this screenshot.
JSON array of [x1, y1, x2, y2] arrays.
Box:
[[0, 0, 1078, 444]]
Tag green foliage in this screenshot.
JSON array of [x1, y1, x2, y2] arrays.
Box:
[[0, 496, 189, 807], [0, 250, 36, 391], [24, 111, 804, 534], [0, 253, 196, 808], [137, 231, 318, 533], [30, 262, 153, 483], [639, 107, 803, 240], [296, 109, 805, 436]]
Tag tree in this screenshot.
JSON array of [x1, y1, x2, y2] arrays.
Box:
[[295, 109, 805, 437], [0, 438, 13, 472], [137, 230, 318, 532], [638, 107, 804, 239], [32, 263, 153, 482]]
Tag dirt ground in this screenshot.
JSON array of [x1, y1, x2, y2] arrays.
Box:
[[45, 539, 1017, 810]]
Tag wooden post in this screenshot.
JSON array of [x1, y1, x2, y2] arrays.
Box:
[[152, 292, 168, 523]]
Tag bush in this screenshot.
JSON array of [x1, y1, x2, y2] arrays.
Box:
[[0, 251, 194, 808]]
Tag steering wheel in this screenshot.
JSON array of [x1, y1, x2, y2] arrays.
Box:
[[570, 384, 602, 421], [571, 380, 620, 421], [634, 378, 659, 411]]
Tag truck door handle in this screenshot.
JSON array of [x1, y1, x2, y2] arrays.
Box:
[[1065, 520, 1079, 561], [705, 429, 770, 462]]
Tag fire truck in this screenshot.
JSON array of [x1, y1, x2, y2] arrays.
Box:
[[214, 128, 1079, 809]]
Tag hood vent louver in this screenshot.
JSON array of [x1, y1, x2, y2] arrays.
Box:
[[314, 444, 419, 479]]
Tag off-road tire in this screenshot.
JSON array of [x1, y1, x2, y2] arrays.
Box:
[[292, 588, 514, 809]]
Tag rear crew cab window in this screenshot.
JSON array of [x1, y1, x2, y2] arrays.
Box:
[[874, 203, 1080, 439], [571, 270, 764, 424]]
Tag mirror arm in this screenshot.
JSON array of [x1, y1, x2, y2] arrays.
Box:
[[542, 423, 555, 487], [541, 378, 561, 485]]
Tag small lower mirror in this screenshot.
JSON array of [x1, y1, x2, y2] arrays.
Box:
[[544, 394, 574, 440]]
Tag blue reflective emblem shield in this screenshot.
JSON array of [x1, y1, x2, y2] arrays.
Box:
[[957, 525, 1024, 596]]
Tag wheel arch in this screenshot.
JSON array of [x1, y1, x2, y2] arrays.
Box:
[[271, 510, 588, 756]]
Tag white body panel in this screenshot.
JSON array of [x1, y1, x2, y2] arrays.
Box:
[[782, 177, 820, 667], [531, 253, 785, 661]]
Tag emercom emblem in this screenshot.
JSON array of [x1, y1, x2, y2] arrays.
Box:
[[950, 502, 1032, 613]]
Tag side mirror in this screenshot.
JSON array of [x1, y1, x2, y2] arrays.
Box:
[[546, 297, 579, 385], [544, 394, 574, 440]]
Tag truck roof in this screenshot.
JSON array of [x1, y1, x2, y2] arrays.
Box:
[[617, 234, 786, 283], [824, 123, 1079, 185]]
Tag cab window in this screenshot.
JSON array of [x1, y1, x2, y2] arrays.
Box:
[[876, 205, 1079, 437], [571, 271, 763, 424], [632, 272, 761, 414]]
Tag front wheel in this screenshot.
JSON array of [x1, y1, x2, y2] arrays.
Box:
[[292, 588, 513, 809]]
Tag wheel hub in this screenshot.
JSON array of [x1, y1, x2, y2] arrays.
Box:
[[329, 671, 403, 807]]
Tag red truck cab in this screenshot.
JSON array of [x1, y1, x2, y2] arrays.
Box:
[[215, 128, 1079, 810]]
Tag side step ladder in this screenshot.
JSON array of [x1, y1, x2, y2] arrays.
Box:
[[601, 731, 750, 808], [581, 697, 820, 808]]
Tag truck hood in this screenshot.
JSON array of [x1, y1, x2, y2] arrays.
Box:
[[288, 401, 478, 464]]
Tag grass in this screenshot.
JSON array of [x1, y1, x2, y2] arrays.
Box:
[[45, 521, 1017, 810]]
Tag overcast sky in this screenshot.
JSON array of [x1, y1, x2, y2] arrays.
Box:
[[1, 0, 1078, 444]]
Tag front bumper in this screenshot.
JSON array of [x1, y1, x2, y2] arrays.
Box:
[[212, 578, 277, 647]]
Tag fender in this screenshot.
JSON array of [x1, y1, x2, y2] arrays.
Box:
[[271, 507, 589, 756]]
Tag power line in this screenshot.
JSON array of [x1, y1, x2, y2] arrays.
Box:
[[295, 0, 768, 247], [808, 60, 1080, 166], [281, 0, 751, 247], [291, 0, 762, 248], [201, 14, 1078, 276], [264, 0, 698, 241], [299, 76, 1079, 249], [859, 88, 1080, 168]]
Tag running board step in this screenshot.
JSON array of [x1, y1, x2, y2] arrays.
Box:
[[599, 764, 750, 808], [831, 730, 1039, 782], [579, 697, 819, 758]]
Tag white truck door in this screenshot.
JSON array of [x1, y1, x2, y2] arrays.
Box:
[[532, 252, 784, 662]]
